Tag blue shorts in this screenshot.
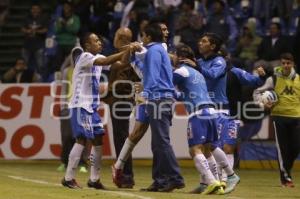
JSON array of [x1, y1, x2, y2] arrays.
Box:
[[187, 108, 218, 147], [70, 108, 105, 139], [212, 113, 239, 148], [135, 104, 149, 124]]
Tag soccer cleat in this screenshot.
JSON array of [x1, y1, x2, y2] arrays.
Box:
[[119, 176, 135, 189], [61, 178, 82, 189], [201, 181, 221, 195], [79, 166, 88, 173], [224, 174, 240, 194], [282, 180, 295, 188], [87, 179, 107, 190], [190, 183, 208, 194], [214, 186, 225, 195], [56, 164, 65, 172], [220, 181, 227, 189], [111, 165, 123, 188]]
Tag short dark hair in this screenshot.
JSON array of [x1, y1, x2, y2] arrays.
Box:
[[176, 44, 195, 60], [144, 23, 163, 42], [80, 32, 93, 50], [80, 32, 103, 50], [280, 53, 294, 62], [201, 32, 223, 53], [148, 16, 167, 26]]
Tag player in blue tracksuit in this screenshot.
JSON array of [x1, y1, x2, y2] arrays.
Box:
[[173, 44, 224, 194], [197, 32, 240, 193], [139, 23, 185, 192]]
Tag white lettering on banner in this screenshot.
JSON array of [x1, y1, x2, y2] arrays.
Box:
[[0, 84, 270, 159]]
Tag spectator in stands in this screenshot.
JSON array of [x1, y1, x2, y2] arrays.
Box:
[[233, 19, 262, 71], [89, 0, 115, 40], [21, 3, 49, 76], [205, 0, 238, 53], [53, 1, 80, 73], [0, 0, 10, 26], [120, 0, 153, 40], [231, 0, 252, 30], [136, 15, 149, 42], [1, 58, 40, 83], [256, 22, 290, 68], [174, 0, 204, 53]]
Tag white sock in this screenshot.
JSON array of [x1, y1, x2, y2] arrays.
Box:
[[221, 154, 234, 181], [212, 147, 234, 177], [115, 138, 135, 169], [207, 155, 219, 181], [226, 154, 234, 169], [65, 143, 84, 181], [90, 145, 102, 182], [194, 154, 216, 185], [221, 169, 227, 182]]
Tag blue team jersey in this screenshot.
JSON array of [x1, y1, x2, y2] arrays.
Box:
[[197, 56, 228, 105], [173, 64, 213, 114]]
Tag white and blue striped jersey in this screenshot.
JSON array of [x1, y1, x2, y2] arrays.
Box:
[[69, 52, 109, 113]]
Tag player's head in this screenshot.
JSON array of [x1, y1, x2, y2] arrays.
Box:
[[142, 23, 164, 46], [159, 23, 169, 43], [113, 27, 132, 50], [176, 44, 195, 61], [149, 17, 169, 43], [80, 32, 103, 55], [175, 44, 195, 68], [198, 32, 223, 57], [280, 53, 295, 76]]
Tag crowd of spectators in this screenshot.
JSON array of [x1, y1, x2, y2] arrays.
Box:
[[1, 0, 300, 83]]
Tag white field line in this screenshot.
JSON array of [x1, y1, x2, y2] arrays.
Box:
[[7, 175, 153, 199]]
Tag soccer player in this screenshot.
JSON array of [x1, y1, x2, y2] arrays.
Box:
[[197, 32, 240, 193], [61, 32, 139, 189], [173, 44, 224, 194], [253, 53, 300, 188]]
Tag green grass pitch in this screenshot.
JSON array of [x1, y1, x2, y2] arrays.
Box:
[[0, 160, 299, 199]]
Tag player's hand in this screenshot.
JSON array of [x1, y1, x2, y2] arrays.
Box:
[[135, 95, 146, 104], [134, 82, 143, 93], [180, 58, 197, 67], [255, 66, 266, 77], [130, 42, 142, 52], [264, 101, 274, 109]]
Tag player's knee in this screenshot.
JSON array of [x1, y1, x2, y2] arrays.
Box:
[[91, 135, 103, 146], [189, 145, 204, 157], [223, 143, 235, 154], [76, 136, 86, 145]]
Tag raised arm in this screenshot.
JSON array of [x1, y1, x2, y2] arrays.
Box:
[[93, 51, 126, 66]]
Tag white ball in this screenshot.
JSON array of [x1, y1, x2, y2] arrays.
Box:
[[260, 90, 278, 104]]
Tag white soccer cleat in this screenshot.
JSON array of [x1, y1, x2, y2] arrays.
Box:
[[224, 174, 240, 194]]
